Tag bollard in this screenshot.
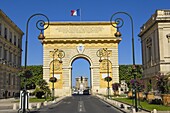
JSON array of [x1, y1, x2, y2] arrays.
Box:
[[37, 103, 41, 109], [52, 100, 56, 103], [124, 105, 127, 110], [13, 103, 17, 110], [29, 103, 32, 109], [132, 108, 136, 113], [115, 101, 117, 106], [44, 101, 47, 106], [153, 109, 157, 113]]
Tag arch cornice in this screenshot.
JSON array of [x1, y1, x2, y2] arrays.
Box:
[[42, 37, 121, 44]]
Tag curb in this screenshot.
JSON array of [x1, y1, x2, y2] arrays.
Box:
[[0, 96, 67, 113], [96, 95, 150, 113]]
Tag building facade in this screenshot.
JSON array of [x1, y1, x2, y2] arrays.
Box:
[[0, 10, 23, 98], [75, 76, 88, 91], [41, 22, 121, 96], [139, 10, 170, 90]]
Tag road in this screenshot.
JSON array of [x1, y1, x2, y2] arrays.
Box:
[[37, 95, 123, 113]]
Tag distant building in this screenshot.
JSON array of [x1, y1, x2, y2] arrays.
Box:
[[75, 76, 88, 91], [139, 10, 170, 91], [0, 10, 23, 98]]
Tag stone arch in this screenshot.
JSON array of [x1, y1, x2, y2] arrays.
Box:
[[69, 54, 93, 67], [42, 22, 121, 96]]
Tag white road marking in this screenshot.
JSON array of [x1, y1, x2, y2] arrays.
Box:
[[78, 101, 86, 112]]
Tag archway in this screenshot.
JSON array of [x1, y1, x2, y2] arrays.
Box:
[[71, 58, 91, 94]]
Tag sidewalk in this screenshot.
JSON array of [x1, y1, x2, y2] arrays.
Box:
[[0, 98, 18, 113], [0, 96, 66, 113]]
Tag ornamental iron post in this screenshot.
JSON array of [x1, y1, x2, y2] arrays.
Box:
[[96, 48, 111, 99], [50, 49, 65, 101], [18, 13, 49, 113], [110, 12, 138, 112]]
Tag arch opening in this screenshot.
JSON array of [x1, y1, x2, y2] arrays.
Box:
[[71, 57, 91, 95]]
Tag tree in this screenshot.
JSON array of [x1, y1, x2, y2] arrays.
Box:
[[119, 65, 143, 89], [34, 79, 51, 98], [130, 79, 144, 92], [18, 65, 43, 90], [156, 72, 170, 94], [112, 83, 120, 91]]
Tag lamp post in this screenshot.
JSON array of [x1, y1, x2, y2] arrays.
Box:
[[96, 48, 111, 99], [18, 13, 49, 113], [49, 49, 65, 101], [110, 12, 138, 112]]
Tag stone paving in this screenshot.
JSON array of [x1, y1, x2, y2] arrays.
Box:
[[0, 98, 18, 113]]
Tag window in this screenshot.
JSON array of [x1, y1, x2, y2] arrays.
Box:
[[14, 35, 16, 45], [9, 31, 12, 42], [0, 23, 2, 35], [4, 27, 7, 39], [18, 56, 21, 66], [4, 49, 7, 61], [13, 75, 15, 85], [8, 74, 11, 85], [0, 46, 2, 58], [146, 37, 152, 66], [13, 55, 16, 65], [9, 52, 12, 62], [18, 39, 21, 48], [148, 47, 152, 61]]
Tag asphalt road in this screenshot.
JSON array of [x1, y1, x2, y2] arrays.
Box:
[[37, 95, 123, 113]]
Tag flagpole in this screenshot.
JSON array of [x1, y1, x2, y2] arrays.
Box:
[[80, 8, 82, 21]]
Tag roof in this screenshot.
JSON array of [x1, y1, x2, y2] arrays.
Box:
[[0, 9, 24, 35]]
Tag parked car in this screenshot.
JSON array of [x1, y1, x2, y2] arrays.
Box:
[[73, 91, 78, 94], [83, 90, 89, 95], [79, 90, 83, 95]]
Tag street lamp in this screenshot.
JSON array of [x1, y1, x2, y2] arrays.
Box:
[[110, 12, 138, 112], [96, 48, 111, 99], [49, 49, 65, 101], [18, 13, 49, 113]]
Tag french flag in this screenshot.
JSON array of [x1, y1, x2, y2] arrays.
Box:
[[71, 9, 80, 16]]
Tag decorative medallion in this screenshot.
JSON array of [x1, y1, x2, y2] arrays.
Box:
[[77, 44, 84, 53]]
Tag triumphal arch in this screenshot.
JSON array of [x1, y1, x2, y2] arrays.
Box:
[[41, 22, 121, 96]]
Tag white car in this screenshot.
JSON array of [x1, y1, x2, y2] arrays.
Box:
[[73, 91, 78, 94], [79, 91, 83, 94]]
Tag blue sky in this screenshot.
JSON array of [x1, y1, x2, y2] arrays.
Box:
[[0, 0, 169, 86]]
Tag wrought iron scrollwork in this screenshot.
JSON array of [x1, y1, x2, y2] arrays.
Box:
[[110, 12, 133, 32], [27, 13, 49, 32]]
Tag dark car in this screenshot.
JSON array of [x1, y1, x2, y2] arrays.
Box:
[[83, 90, 89, 95]]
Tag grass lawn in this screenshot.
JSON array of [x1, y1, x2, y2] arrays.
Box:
[[12, 97, 53, 103], [29, 97, 51, 103], [112, 98, 170, 111]]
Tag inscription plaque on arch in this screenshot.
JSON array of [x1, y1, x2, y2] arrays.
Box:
[[45, 22, 116, 38]]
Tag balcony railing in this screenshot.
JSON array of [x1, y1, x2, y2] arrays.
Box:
[[140, 10, 170, 34]]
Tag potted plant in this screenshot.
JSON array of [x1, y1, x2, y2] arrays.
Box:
[[49, 77, 57, 83], [156, 72, 170, 105], [104, 76, 112, 82], [145, 80, 154, 102], [129, 79, 144, 100], [112, 83, 120, 96]]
